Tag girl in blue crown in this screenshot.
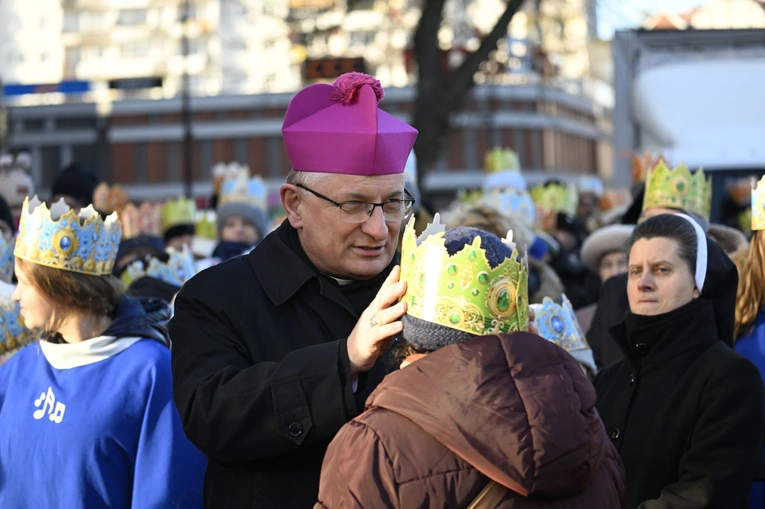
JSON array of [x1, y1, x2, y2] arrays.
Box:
[[0, 196, 206, 508]]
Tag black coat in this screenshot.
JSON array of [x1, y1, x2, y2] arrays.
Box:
[[595, 299, 765, 508], [587, 273, 629, 369], [170, 222, 392, 508]]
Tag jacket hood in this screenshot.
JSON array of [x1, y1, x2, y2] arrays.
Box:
[[367, 332, 607, 498], [103, 295, 171, 346]]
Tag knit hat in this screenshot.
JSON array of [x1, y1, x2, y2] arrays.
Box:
[[282, 73, 418, 175], [403, 226, 515, 352], [51, 163, 97, 209], [216, 202, 270, 241], [0, 168, 35, 210]]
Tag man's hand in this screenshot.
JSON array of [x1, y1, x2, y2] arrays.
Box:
[[347, 265, 407, 376], [528, 306, 539, 335]]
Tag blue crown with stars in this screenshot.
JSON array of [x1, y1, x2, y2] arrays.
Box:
[[0, 282, 36, 355], [482, 188, 537, 228], [0, 235, 14, 284], [14, 196, 122, 276], [121, 246, 197, 288], [530, 294, 590, 352], [220, 176, 267, 210]]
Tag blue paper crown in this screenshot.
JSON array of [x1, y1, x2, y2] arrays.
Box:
[[483, 188, 537, 227], [0, 283, 36, 354], [530, 294, 589, 352], [121, 246, 197, 288], [220, 176, 267, 210], [0, 235, 14, 284], [14, 196, 122, 276]]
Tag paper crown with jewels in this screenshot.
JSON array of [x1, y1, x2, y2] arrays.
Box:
[[399, 213, 529, 335], [750, 176, 765, 231], [484, 147, 527, 192], [485, 147, 521, 174], [14, 196, 122, 276], [642, 160, 712, 220], [195, 210, 217, 240], [161, 197, 197, 233], [530, 294, 596, 373], [119, 202, 162, 240], [632, 152, 667, 183], [0, 282, 36, 356], [481, 189, 536, 228], [0, 235, 15, 284], [212, 162, 250, 196], [530, 182, 578, 218], [220, 175, 267, 210], [121, 246, 197, 288]]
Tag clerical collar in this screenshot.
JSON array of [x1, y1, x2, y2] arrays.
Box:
[[330, 277, 355, 286]]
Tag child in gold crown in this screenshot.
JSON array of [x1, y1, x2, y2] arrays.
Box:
[[316, 223, 625, 508], [0, 196, 206, 507]]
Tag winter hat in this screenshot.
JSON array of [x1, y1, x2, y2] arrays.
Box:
[[0, 168, 35, 210], [51, 162, 97, 208], [282, 72, 418, 175], [216, 176, 269, 241], [580, 224, 634, 273], [402, 225, 521, 352]]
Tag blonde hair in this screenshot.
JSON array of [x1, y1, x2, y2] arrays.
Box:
[[734, 230, 765, 341]]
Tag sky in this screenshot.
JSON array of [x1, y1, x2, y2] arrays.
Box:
[[597, 0, 710, 38]]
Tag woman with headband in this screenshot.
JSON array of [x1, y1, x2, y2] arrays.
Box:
[[595, 213, 765, 508]]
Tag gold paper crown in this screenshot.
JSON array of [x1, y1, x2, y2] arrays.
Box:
[[0, 282, 36, 355], [220, 175, 267, 210], [14, 196, 122, 275], [530, 182, 577, 218], [195, 210, 217, 240], [485, 147, 520, 174], [399, 213, 529, 336], [92, 182, 128, 214], [119, 202, 162, 240], [643, 160, 712, 220], [161, 198, 197, 233], [751, 176, 765, 231]]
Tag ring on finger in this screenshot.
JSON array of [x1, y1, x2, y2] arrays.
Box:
[[369, 316, 379, 327]]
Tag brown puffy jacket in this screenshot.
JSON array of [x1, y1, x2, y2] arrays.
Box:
[[316, 332, 626, 508]]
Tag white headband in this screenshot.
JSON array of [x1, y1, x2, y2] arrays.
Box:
[[674, 213, 707, 293]]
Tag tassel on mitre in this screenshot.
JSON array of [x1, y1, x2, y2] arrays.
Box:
[[330, 72, 384, 105]]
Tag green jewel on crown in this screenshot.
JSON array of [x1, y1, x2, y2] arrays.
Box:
[[642, 160, 712, 220], [14, 196, 122, 276], [399, 213, 529, 336]]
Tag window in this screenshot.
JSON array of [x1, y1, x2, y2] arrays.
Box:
[[121, 41, 150, 59], [117, 9, 148, 26], [80, 11, 106, 32], [63, 12, 79, 32]]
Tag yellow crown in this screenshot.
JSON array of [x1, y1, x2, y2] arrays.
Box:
[[161, 198, 197, 233], [195, 210, 217, 240], [530, 182, 577, 218], [119, 202, 162, 240], [14, 196, 122, 276], [485, 147, 520, 174], [400, 214, 529, 336], [643, 160, 712, 220], [751, 176, 765, 231]]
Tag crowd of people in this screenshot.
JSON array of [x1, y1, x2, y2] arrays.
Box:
[[0, 72, 764, 508]]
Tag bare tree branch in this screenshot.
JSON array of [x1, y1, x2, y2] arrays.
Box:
[[450, 0, 525, 102]]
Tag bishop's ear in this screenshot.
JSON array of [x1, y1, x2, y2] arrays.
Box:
[[280, 184, 304, 229]]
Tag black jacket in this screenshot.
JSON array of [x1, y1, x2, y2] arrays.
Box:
[[169, 221, 392, 508], [595, 299, 765, 508], [587, 273, 629, 369]]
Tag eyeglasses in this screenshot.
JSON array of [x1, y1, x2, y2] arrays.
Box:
[[296, 184, 416, 224]]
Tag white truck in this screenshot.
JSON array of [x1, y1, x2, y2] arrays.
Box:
[[612, 28, 765, 221]]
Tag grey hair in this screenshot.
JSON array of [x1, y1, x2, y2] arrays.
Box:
[[285, 170, 329, 188]]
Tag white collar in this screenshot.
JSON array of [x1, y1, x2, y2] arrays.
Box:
[[39, 336, 143, 370], [331, 277, 355, 286]]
